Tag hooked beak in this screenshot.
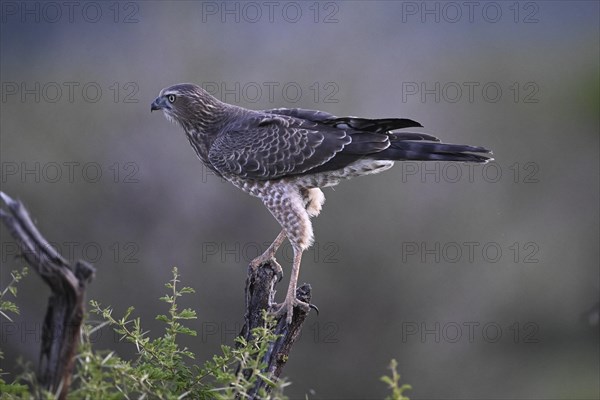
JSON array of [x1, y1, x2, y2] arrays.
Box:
[[151, 96, 168, 112]]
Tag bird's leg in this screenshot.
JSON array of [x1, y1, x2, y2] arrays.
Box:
[[250, 229, 286, 279], [257, 184, 316, 323], [274, 245, 310, 324]]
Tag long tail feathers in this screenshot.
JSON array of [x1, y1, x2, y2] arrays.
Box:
[[321, 117, 492, 163], [380, 139, 492, 163]]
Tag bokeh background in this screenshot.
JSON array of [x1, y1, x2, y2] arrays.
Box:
[[1, 1, 598, 399]]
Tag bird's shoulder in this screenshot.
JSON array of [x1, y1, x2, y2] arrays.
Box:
[[216, 108, 315, 137]]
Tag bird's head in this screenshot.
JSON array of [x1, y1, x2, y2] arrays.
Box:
[[151, 83, 224, 131]]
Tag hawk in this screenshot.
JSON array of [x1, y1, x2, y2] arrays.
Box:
[[151, 83, 492, 324]]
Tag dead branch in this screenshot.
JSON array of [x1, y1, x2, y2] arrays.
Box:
[[238, 262, 313, 397], [0, 192, 95, 399]]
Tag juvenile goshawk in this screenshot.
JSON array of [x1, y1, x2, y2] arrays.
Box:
[[151, 83, 492, 323]]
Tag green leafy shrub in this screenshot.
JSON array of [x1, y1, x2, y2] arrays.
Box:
[[1, 267, 410, 399], [380, 359, 412, 400]]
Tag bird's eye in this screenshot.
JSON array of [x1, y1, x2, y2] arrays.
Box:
[[167, 94, 176, 103]]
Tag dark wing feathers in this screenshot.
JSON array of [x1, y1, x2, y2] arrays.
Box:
[[208, 114, 351, 180], [263, 108, 336, 122], [265, 108, 422, 132], [324, 117, 423, 132], [342, 132, 390, 154], [208, 107, 491, 179], [390, 132, 440, 142]]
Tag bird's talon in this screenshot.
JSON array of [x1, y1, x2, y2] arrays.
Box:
[[250, 257, 283, 282], [309, 303, 319, 315], [271, 297, 312, 324], [269, 259, 284, 282]]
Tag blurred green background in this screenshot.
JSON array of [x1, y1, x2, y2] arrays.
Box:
[[1, 1, 598, 399]]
